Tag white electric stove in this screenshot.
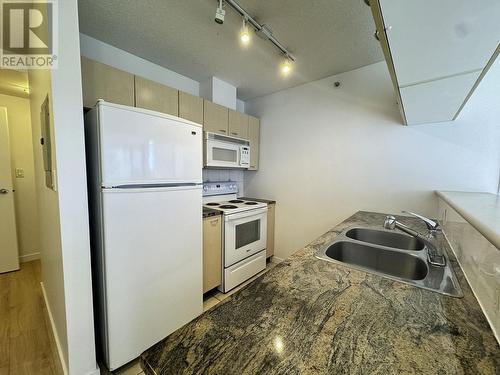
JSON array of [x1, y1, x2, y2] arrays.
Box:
[[203, 181, 268, 292]]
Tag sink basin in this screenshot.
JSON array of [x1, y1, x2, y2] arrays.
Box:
[[316, 225, 463, 297], [326, 241, 428, 280], [345, 227, 425, 251]]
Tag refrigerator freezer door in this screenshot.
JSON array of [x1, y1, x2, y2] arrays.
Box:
[[101, 185, 202, 370], [98, 104, 202, 187]]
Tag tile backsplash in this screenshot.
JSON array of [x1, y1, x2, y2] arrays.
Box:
[[203, 169, 245, 196]]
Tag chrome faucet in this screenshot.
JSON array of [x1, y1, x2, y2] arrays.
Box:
[[384, 211, 445, 267]]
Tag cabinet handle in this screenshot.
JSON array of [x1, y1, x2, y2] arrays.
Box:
[[231, 132, 238, 136], [210, 219, 218, 225], [219, 129, 226, 133]]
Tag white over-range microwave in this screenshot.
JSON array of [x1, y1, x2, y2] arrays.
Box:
[[204, 132, 250, 169]]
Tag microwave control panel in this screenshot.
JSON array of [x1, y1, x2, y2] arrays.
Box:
[[240, 146, 250, 166]]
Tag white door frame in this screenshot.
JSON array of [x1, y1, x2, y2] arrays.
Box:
[[0, 107, 19, 273]]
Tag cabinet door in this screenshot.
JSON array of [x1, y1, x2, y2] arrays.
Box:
[[203, 100, 228, 135], [179, 91, 203, 124], [81, 57, 135, 108], [248, 116, 260, 170], [135, 76, 179, 116], [266, 203, 275, 258], [379, 0, 499, 86], [228, 109, 249, 139], [203, 216, 222, 293]]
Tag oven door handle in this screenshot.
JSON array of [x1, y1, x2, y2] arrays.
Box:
[[224, 207, 268, 221]]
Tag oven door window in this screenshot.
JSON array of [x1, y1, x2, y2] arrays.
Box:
[[235, 219, 260, 249], [213, 147, 238, 163]]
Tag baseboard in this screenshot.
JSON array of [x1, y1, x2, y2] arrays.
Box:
[[270, 256, 284, 263], [41, 282, 69, 375], [85, 368, 101, 375], [20, 252, 40, 263]]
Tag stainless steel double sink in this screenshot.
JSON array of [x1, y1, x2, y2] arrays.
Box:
[[316, 227, 463, 297]]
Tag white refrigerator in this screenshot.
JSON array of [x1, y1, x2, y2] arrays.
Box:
[[85, 101, 203, 370]]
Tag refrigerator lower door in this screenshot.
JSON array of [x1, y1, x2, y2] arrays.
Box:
[[98, 103, 202, 187], [101, 185, 202, 370]]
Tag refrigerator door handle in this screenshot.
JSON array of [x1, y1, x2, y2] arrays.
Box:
[[102, 184, 203, 193], [103, 183, 202, 189]]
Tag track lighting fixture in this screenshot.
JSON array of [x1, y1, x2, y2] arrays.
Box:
[[215, 0, 296, 78]]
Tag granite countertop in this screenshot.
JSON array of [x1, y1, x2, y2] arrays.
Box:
[[239, 197, 276, 204], [202, 207, 222, 219], [142, 211, 500, 374], [436, 191, 500, 250]]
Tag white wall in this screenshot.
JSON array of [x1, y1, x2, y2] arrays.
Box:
[[29, 1, 98, 374], [0, 94, 39, 260], [244, 61, 500, 260], [80, 33, 199, 95], [200, 77, 237, 110]]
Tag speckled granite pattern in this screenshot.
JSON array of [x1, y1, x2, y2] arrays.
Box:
[[141, 211, 500, 375], [239, 197, 277, 204], [202, 207, 222, 218]]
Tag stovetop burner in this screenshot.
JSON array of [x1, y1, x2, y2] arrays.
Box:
[[206, 202, 220, 206], [219, 205, 238, 209], [245, 201, 258, 205], [228, 200, 244, 203]]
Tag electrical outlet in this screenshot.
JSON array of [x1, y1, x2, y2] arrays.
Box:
[[15, 168, 24, 178]]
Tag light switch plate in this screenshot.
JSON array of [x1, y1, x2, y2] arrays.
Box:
[[15, 168, 24, 178]]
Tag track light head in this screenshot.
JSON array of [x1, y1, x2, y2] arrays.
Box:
[[215, 0, 225, 24], [280, 57, 293, 77], [239, 18, 250, 46]]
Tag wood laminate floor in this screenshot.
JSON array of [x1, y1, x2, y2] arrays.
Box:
[[0, 260, 61, 375]]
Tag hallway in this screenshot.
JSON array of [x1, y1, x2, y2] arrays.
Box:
[[0, 261, 61, 375]]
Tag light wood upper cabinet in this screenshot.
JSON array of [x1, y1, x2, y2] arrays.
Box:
[[266, 203, 275, 258], [179, 91, 204, 124], [228, 109, 248, 139], [203, 215, 222, 293], [203, 100, 229, 135], [81, 56, 134, 108], [135, 76, 179, 116], [248, 116, 260, 170]]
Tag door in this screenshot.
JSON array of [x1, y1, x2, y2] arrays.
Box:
[[179, 91, 203, 124], [228, 109, 248, 139], [135, 76, 179, 116], [98, 102, 202, 186], [81, 57, 135, 108], [248, 116, 260, 170], [203, 215, 222, 293], [203, 100, 229, 135], [101, 185, 203, 369], [224, 208, 267, 267], [266, 203, 275, 258], [0, 108, 19, 273], [205, 138, 240, 168]]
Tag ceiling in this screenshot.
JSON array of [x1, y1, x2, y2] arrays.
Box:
[[78, 0, 384, 100]]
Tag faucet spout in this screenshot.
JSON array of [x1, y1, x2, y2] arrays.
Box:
[[384, 214, 446, 267]]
